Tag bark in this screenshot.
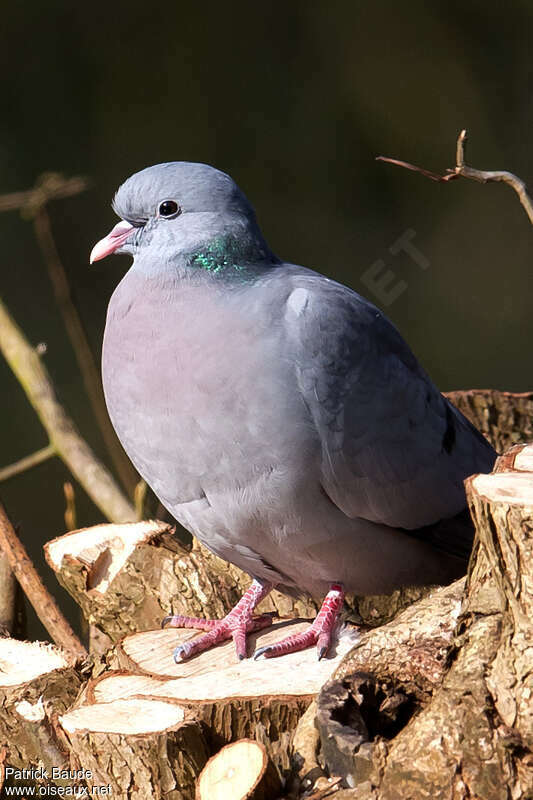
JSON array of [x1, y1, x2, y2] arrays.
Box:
[[44, 520, 320, 643], [0, 502, 87, 657], [59, 698, 209, 800], [38, 390, 532, 797], [0, 746, 6, 795], [310, 580, 464, 796], [43, 519, 449, 646], [195, 739, 281, 800], [43, 389, 532, 645], [314, 442, 533, 799], [86, 620, 356, 778], [0, 559, 15, 633], [445, 388, 533, 453], [89, 624, 113, 657], [0, 638, 84, 779], [287, 700, 328, 797]]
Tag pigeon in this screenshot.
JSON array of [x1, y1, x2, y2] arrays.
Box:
[[91, 162, 496, 662]]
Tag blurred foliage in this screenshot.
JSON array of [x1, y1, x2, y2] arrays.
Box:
[[0, 0, 531, 638]]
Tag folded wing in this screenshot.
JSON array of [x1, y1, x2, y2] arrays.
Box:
[[286, 274, 496, 530]]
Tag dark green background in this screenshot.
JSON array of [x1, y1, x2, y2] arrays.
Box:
[[1, 1, 531, 639]]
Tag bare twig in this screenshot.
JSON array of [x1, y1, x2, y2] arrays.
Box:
[[0, 502, 87, 658], [0, 444, 56, 483], [375, 155, 458, 183], [63, 481, 77, 531], [0, 173, 88, 214], [0, 559, 16, 634], [0, 295, 135, 523], [0, 172, 138, 497], [377, 129, 533, 226], [133, 479, 148, 521], [32, 203, 138, 496]]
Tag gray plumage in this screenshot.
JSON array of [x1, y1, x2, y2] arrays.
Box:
[[100, 162, 496, 600]]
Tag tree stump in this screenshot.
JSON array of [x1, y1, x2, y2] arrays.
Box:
[[44, 520, 319, 643], [195, 739, 281, 800], [445, 389, 533, 452], [310, 579, 464, 794], [314, 442, 533, 799], [0, 638, 84, 779], [84, 620, 356, 779], [37, 392, 532, 798], [59, 698, 209, 800], [43, 520, 460, 643], [43, 390, 532, 649]]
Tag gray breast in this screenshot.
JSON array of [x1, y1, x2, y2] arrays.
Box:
[[102, 268, 317, 518]]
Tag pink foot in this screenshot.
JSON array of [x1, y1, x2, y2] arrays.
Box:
[[253, 583, 344, 661], [162, 579, 274, 662]]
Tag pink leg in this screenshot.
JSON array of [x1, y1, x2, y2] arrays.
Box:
[[254, 583, 344, 661], [162, 579, 274, 662]]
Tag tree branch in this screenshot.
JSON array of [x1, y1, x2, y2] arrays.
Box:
[[377, 128, 533, 226], [0, 559, 16, 634], [0, 444, 56, 483], [0, 172, 139, 497], [0, 502, 87, 658], [32, 204, 139, 497], [0, 173, 88, 214], [0, 295, 135, 523]]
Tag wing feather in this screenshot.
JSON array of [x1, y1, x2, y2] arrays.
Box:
[[285, 272, 496, 529]]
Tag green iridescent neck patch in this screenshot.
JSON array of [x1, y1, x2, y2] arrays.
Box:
[[187, 234, 268, 276]]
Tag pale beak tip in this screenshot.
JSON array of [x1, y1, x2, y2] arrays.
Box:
[[89, 245, 103, 265], [89, 220, 134, 265]]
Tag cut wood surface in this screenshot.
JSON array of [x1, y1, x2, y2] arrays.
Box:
[[42, 390, 533, 650], [59, 698, 209, 800], [37, 393, 532, 798], [0, 638, 84, 778], [43, 518, 452, 648], [108, 620, 356, 682], [466, 444, 533, 747], [42, 622, 355, 794], [45, 520, 319, 643], [514, 446, 533, 471], [195, 739, 281, 800], [494, 441, 533, 474], [314, 442, 533, 799], [89, 620, 357, 777]]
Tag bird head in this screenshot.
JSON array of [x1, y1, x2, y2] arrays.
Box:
[[90, 162, 257, 264]]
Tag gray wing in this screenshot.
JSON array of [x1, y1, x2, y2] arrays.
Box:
[[284, 272, 496, 530]]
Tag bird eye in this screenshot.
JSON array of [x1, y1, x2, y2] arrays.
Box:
[[158, 200, 180, 218]]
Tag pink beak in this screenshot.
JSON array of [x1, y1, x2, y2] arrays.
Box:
[[89, 220, 135, 264]]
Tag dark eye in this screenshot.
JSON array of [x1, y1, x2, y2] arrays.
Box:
[[158, 200, 180, 218]]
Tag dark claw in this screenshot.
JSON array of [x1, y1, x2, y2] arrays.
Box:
[[238, 653, 246, 661], [253, 645, 272, 660], [173, 644, 189, 663], [318, 645, 328, 661], [161, 616, 173, 629]]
